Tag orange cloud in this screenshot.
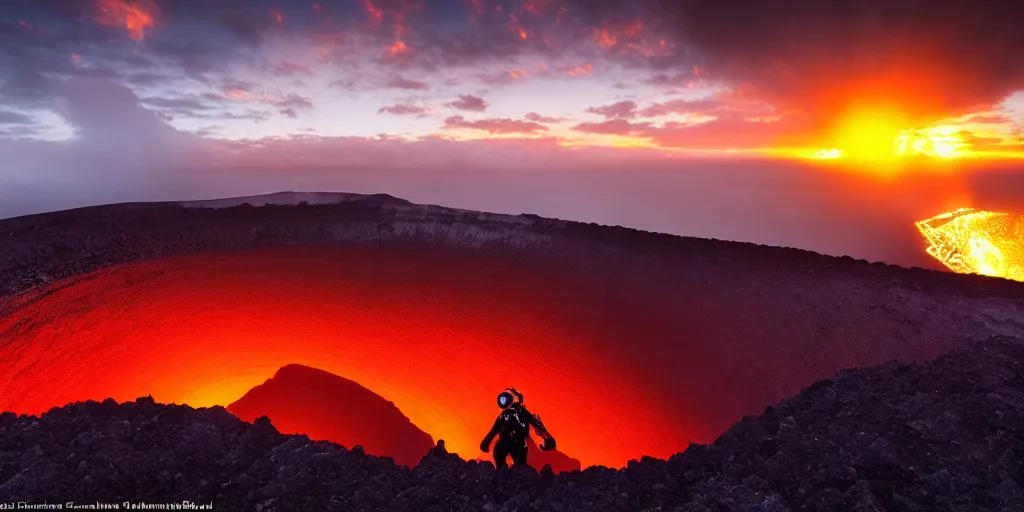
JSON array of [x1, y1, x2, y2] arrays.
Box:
[[566, 63, 593, 76], [387, 40, 409, 57], [94, 0, 158, 41]]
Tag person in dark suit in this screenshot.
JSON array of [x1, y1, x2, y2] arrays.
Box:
[[479, 387, 556, 468]]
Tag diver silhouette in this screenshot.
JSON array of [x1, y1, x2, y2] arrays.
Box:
[[479, 387, 556, 469]]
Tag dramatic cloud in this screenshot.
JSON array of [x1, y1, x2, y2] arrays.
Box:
[[639, 99, 721, 118], [1, 0, 1023, 242], [663, 0, 1024, 127], [572, 119, 651, 136], [525, 112, 565, 124], [447, 94, 489, 112], [378, 104, 432, 117], [586, 100, 637, 119], [271, 61, 311, 77], [443, 115, 548, 134], [386, 76, 429, 90]]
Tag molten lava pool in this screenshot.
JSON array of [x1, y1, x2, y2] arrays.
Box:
[[0, 246, 982, 468]]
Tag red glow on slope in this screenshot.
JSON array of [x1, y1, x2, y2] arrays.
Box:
[[0, 248, 669, 468], [226, 363, 582, 472], [227, 364, 435, 467], [0, 245, 972, 469]]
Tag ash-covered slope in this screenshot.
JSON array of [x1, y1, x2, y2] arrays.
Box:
[[2, 336, 1021, 512]]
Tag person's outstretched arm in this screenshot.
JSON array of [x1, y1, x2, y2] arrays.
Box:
[[525, 408, 556, 451], [480, 415, 502, 452]]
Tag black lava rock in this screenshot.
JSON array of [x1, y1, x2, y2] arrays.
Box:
[[1, 336, 1022, 511]]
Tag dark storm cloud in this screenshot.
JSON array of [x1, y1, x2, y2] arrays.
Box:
[[655, 0, 1024, 124]]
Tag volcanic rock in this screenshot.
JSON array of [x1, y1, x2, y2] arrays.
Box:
[[0, 336, 1020, 511]]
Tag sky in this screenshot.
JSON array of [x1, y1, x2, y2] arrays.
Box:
[[2, 0, 1024, 266]]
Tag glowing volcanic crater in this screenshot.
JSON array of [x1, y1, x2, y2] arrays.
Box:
[[0, 247, 674, 468], [917, 208, 1024, 282], [3, 200, 1021, 470]]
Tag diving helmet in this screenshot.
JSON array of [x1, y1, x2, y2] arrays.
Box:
[[496, 387, 523, 409]]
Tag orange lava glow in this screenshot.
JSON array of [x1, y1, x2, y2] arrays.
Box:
[[0, 246, 974, 469], [94, 0, 157, 41], [0, 248, 672, 468], [916, 208, 1024, 282]]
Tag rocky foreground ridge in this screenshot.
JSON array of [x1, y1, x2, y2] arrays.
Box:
[[0, 337, 1021, 511]]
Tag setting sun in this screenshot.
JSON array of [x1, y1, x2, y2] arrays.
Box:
[[828, 106, 909, 162]]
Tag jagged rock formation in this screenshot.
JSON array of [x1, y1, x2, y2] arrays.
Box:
[[1, 336, 1020, 511]]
